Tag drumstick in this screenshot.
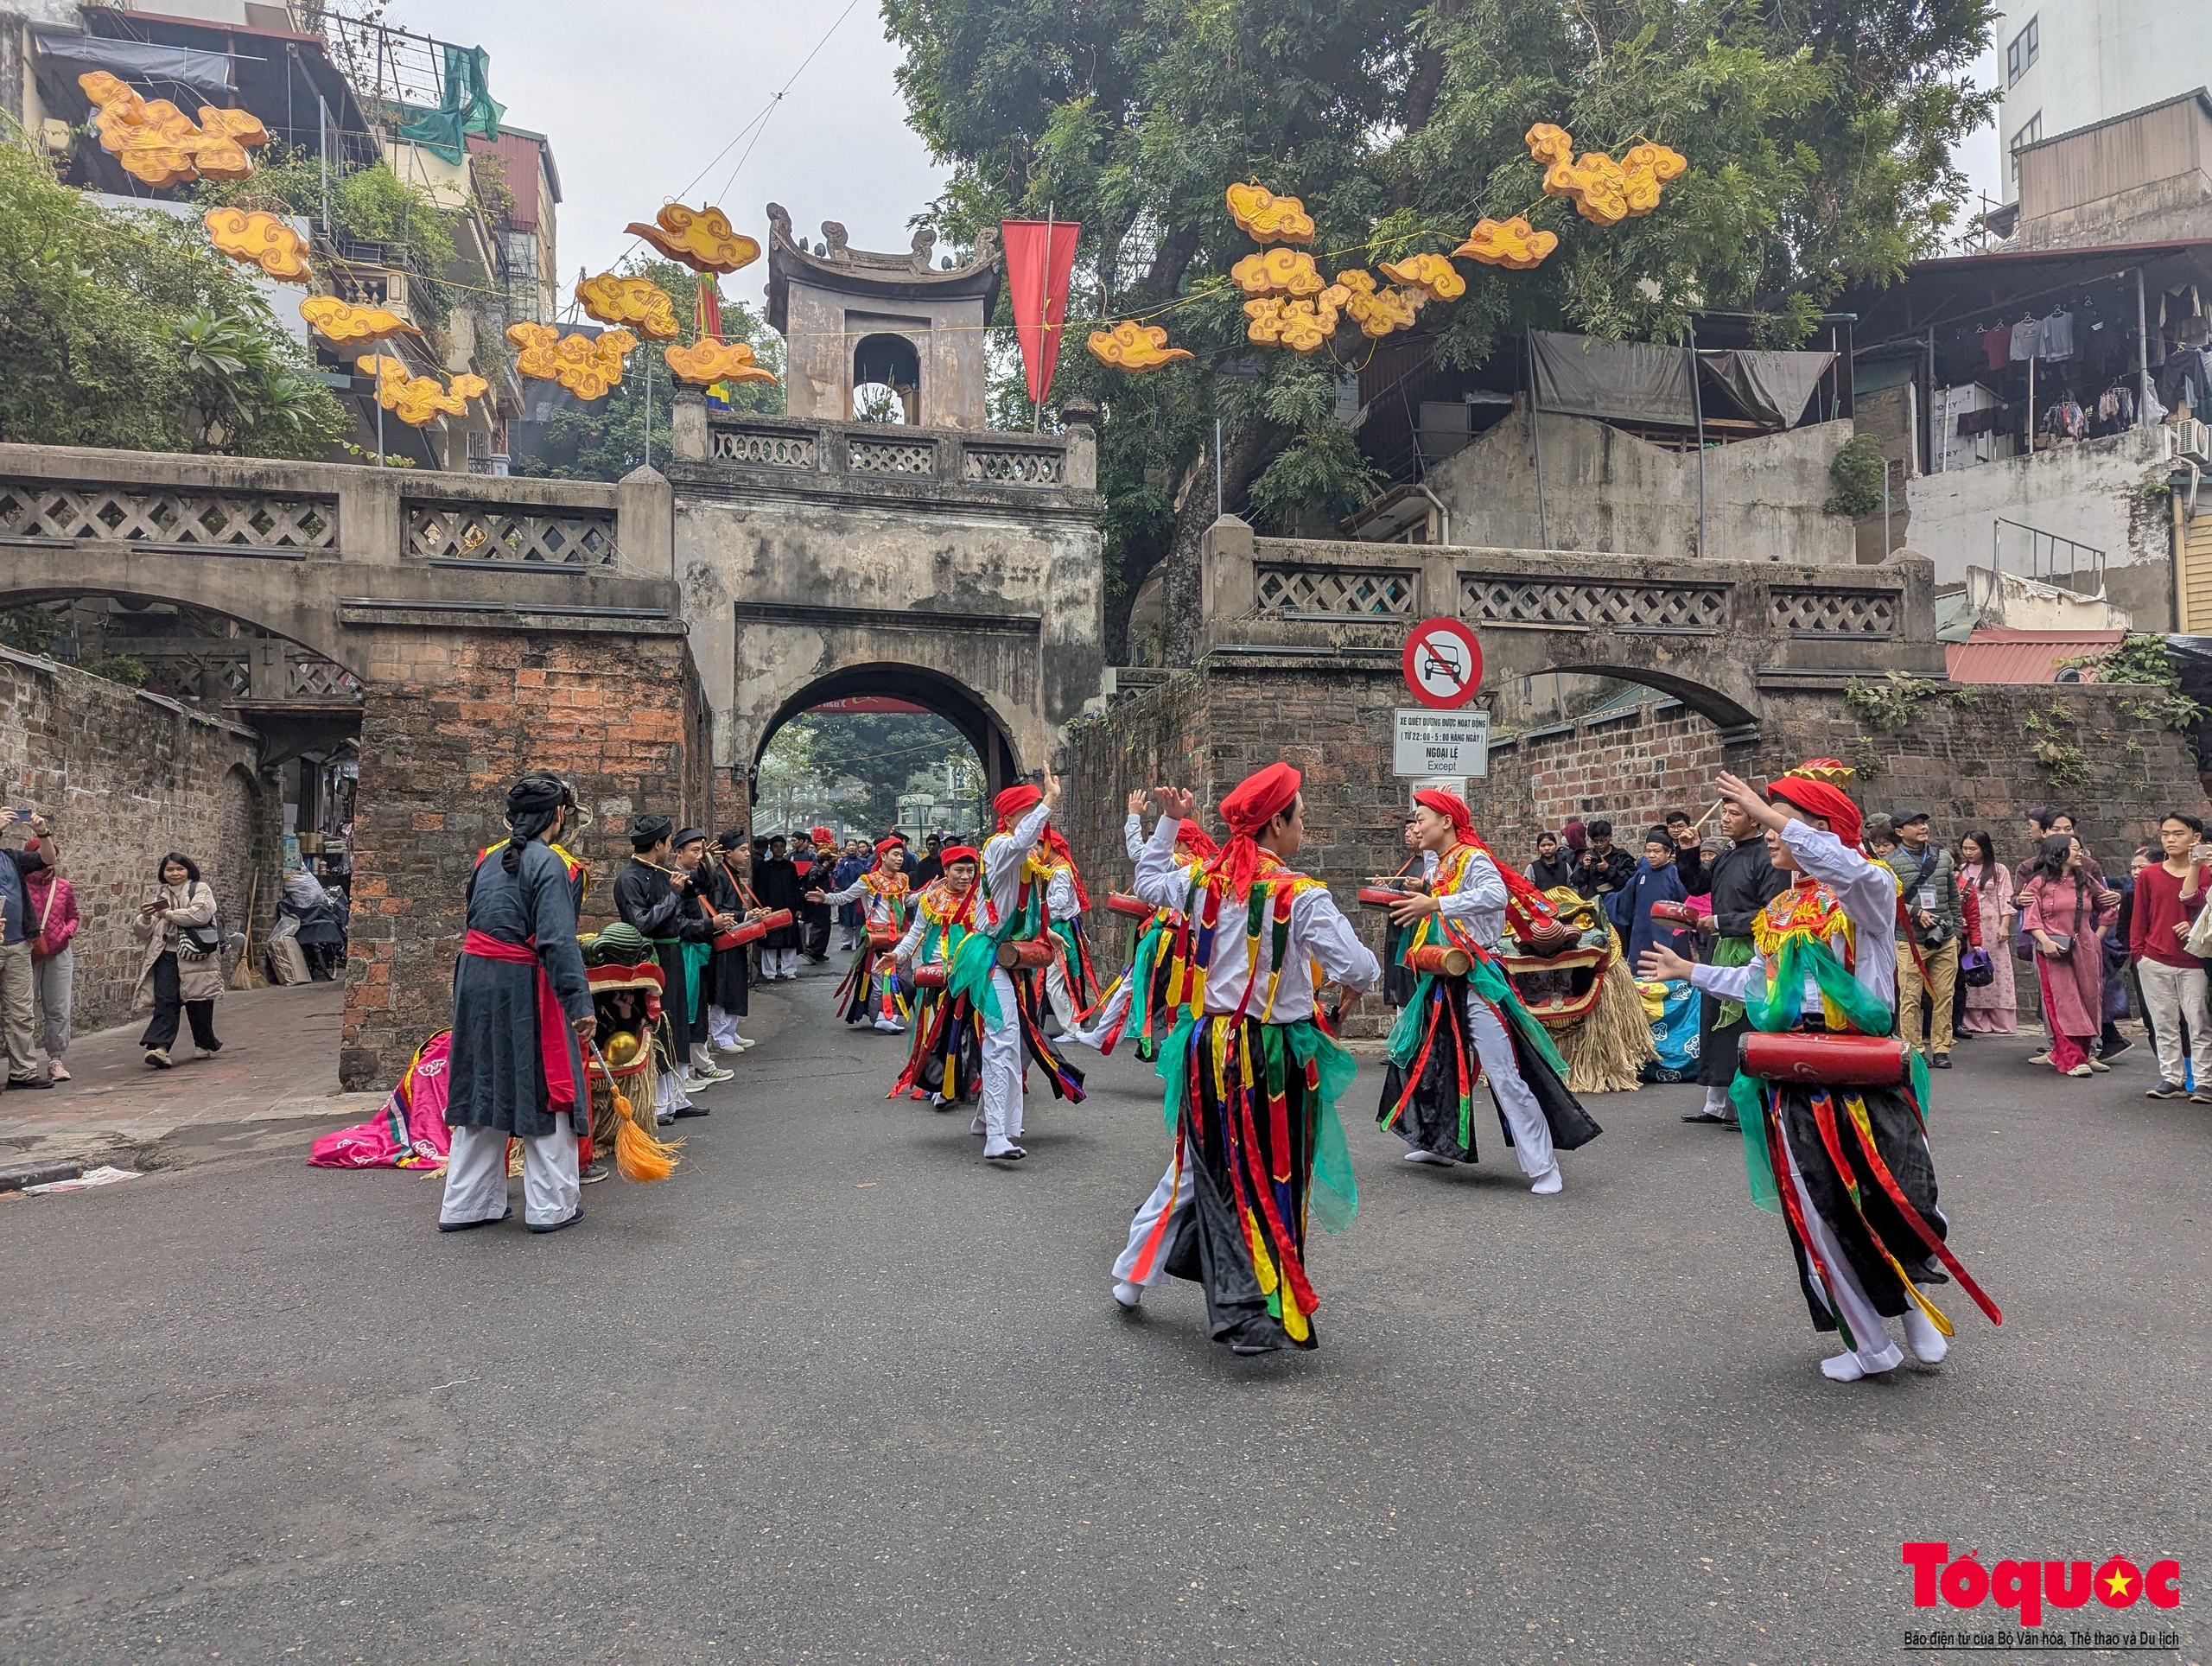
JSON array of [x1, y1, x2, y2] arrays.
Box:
[[1691, 799, 1723, 834]]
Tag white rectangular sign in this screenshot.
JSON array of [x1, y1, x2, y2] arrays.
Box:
[[1394, 709, 1489, 779]]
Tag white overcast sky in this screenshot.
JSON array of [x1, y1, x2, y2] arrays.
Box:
[[379, 3, 2007, 289], [378, 0, 951, 303]]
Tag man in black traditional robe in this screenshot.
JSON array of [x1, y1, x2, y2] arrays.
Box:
[[1683, 798, 1788, 1125], [613, 816, 729, 1122], [753, 836, 805, 978], [703, 829, 758, 1053], [440, 773, 594, 1234]]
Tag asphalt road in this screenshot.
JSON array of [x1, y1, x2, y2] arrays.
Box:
[[3, 967, 2205, 1665]]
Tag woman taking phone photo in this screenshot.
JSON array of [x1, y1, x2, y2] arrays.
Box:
[[133, 852, 223, 1068]]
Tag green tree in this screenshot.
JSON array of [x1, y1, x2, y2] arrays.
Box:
[[757, 712, 981, 840], [886, 0, 1996, 661], [0, 138, 343, 459], [512, 258, 785, 483]]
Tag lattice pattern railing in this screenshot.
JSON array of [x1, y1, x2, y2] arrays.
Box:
[[0, 482, 336, 550], [849, 438, 937, 477], [1770, 588, 1898, 637], [405, 502, 617, 566], [710, 426, 817, 468], [963, 445, 1061, 487], [1459, 576, 1727, 632], [1255, 566, 1415, 617], [291, 657, 362, 698]]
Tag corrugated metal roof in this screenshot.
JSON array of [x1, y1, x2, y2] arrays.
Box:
[[1945, 628, 2123, 684]]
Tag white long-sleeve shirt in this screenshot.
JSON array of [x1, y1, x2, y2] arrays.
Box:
[[981, 801, 1053, 932], [1124, 811, 1147, 862], [817, 871, 909, 932], [1430, 844, 1508, 950], [1046, 864, 1082, 923], [1688, 822, 1897, 1014], [1131, 815, 1380, 1019]]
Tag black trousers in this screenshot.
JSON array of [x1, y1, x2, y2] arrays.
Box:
[[140, 952, 220, 1052]]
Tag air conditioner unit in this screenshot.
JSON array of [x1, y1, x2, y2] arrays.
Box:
[[2177, 418, 2212, 467]]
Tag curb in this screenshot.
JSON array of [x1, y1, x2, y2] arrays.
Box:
[[0, 1159, 85, 1194]]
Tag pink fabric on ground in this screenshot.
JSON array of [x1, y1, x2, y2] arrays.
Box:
[[308, 1033, 454, 1169]]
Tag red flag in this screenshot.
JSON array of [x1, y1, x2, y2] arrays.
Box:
[[1001, 219, 1081, 407]]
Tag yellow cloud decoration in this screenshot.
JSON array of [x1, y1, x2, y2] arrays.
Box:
[[1544, 149, 1631, 226], [507, 327, 637, 400], [356, 354, 482, 425], [1224, 181, 1316, 244], [79, 73, 267, 187], [1243, 284, 1355, 355], [1230, 247, 1325, 299], [204, 207, 311, 281], [1620, 143, 1688, 215], [1524, 123, 1575, 167], [663, 337, 779, 388], [1452, 216, 1559, 270], [1334, 270, 1426, 339], [1376, 252, 1466, 302], [623, 203, 760, 275], [1085, 320, 1194, 373], [301, 294, 422, 345], [575, 273, 680, 340]]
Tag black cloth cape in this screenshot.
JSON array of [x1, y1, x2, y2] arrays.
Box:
[[1377, 972, 1601, 1162], [445, 841, 591, 1135], [752, 858, 804, 948]]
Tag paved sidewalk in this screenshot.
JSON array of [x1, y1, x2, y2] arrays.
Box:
[[0, 981, 383, 1174]]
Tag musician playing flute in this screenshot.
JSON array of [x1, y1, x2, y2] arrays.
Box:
[[1379, 789, 1599, 1192], [1637, 764, 2001, 1383], [613, 817, 734, 1122]]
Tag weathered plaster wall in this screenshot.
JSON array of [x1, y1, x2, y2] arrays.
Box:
[[1903, 425, 2175, 625], [0, 646, 274, 1035], [1427, 410, 1858, 564]]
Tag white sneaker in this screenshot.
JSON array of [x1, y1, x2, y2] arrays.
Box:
[[1111, 1280, 1143, 1310], [1403, 1148, 1454, 1167], [1529, 1165, 1564, 1195]]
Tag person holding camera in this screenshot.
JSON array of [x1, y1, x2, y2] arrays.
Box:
[[133, 851, 224, 1068], [0, 808, 59, 1090]]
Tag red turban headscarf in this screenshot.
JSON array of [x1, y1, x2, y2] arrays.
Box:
[[1205, 762, 1302, 899], [1174, 819, 1220, 862], [992, 782, 1086, 906], [1412, 788, 1554, 924], [1767, 762, 1863, 851], [938, 845, 978, 869], [874, 835, 906, 857]]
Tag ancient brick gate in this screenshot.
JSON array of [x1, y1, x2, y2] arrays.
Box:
[[1065, 515, 2199, 963], [0, 443, 703, 1090], [668, 215, 1106, 833]]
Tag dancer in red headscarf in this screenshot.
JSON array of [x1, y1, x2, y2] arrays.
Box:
[[1637, 765, 2001, 1383], [1068, 789, 1221, 1059], [810, 836, 913, 1033], [1109, 763, 1382, 1355], [1380, 789, 1601, 1192], [888, 844, 987, 1109]]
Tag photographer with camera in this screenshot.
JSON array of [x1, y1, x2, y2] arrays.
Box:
[[0, 807, 59, 1090], [133, 851, 224, 1069]]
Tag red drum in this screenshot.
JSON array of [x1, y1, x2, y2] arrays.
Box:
[[1107, 892, 1154, 920], [714, 907, 792, 951], [995, 937, 1055, 970], [1649, 901, 1700, 926], [867, 928, 898, 951], [1404, 943, 1471, 977], [1359, 886, 1414, 910], [912, 963, 949, 990], [1738, 1031, 1910, 1087]]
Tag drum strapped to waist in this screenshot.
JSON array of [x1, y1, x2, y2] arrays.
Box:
[[1648, 901, 1700, 926], [713, 907, 792, 951], [995, 936, 1055, 970], [1359, 885, 1414, 911], [867, 927, 898, 951], [1404, 943, 1471, 978], [1738, 1031, 1910, 1087], [911, 963, 949, 990], [1106, 892, 1153, 920]]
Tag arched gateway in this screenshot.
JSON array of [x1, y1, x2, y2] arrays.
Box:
[[668, 209, 1105, 826]]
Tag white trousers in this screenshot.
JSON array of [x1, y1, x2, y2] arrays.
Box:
[[2139, 957, 2212, 1087], [763, 946, 799, 978], [1071, 976, 1135, 1052], [709, 1004, 745, 1049], [440, 1116, 579, 1229], [1045, 956, 1080, 1033], [1467, 992, 1554, 1177], [979, 967, 1025, 1150], [1777, 1120, 1905, 1373], [1113, 1149, 1192, 1288]]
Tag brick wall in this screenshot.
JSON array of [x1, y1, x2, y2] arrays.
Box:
[[340, 626, 706, 1091], [1476, 702, 1732, 861], [0, 646, 272, 1033]]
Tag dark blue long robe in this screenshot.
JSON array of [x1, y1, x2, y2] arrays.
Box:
[[445, 839, 592, 1136]]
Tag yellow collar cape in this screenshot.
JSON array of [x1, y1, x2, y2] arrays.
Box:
[[475, 839, 590, 906]]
